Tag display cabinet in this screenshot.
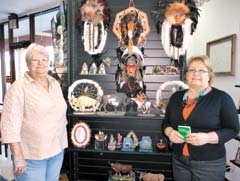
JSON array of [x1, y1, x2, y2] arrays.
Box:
[[67, 113, 173, 181], [65, 0, 182, 180]]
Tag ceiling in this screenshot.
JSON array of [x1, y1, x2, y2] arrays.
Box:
[[0, 0, 62, 23]]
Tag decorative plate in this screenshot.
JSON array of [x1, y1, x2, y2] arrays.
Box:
[[71, 122, 91, 148], [68, 79, 104, 112]]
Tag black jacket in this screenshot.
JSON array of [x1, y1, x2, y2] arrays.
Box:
[[162, 87, 239, 161]]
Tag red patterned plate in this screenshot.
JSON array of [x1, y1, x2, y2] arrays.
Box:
[[71, 122, 91, 148]]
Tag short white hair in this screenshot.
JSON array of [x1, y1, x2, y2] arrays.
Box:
[[25, 43, 49, 63]]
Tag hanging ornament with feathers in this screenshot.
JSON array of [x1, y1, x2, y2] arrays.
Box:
[[75, 0, 110, 55], [112, 3, 150, 51], [152, 0, 200, 34], [161, 2, 192, 61], [152, 0, 200, 63]]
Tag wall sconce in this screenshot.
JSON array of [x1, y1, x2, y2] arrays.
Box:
[[8, 13, 19, 29]]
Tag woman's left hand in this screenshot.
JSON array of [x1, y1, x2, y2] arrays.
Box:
[[186, 133, 209, 146]]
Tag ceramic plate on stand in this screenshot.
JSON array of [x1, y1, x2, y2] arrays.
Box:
[[71, 122, 91, 148]]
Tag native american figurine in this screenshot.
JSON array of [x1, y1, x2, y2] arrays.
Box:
[[108, 134, 116, 151], [95, 131, 107, 141], [116, 133, 123, 149], [116, 46, 145, 98]]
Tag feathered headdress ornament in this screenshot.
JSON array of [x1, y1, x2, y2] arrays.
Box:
[[76, 0, 110, 26], [152, 0, 200, 34], [165, 2, 190, 25]]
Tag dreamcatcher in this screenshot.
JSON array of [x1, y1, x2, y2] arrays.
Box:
[[68, 79, 103, 112], [161, 2, 192, 61], [76, 0, 110, 67], [152, 0, 200, 35], [156, 80, 188, 116], [152, 0, 200, 79], [112, 0, 150, 51]]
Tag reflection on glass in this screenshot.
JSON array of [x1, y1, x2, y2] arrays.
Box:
[[35, 10, 58, 69], [13, 18, 30, 42]]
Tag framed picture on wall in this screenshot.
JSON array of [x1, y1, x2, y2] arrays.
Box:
[[235, 146, 240, 164], [206, 34, 236, 76]]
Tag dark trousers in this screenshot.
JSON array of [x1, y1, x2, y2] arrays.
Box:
[[172, 153, 226, 181]]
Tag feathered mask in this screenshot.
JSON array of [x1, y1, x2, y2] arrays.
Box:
[[76, 0, 110, 26], [152, 0, 200, 35], [165, 2, 190, 25]]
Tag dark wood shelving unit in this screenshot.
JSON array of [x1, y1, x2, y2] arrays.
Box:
[[66, 0, 181, 180], [67, 113, 173, 181]]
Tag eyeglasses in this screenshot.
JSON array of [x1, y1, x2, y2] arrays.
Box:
[[187, 68, 208, 74], [31, 59, 49, 63]]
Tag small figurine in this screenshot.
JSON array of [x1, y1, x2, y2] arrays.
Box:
[[95, 131, 107, 141], [121, 137, 134, 152], [126, 130, 138, 148], [139, 136, 153, 152], [95, 131, 107, 149], [108, 134, 116, 151], [110, 162, 133, 177], [98, 93, 131, 113], [98, 62, 106, 74], [131, 92, 152, 114], [156, 139, 167, 151], [70, 95, 98, 112], [80, 62, 89, 74], [139, 172, 164, 181], [115, 133, 123, 149], [89, 62, 97, 74]]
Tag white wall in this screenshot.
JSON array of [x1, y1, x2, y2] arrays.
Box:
[[187, 0, 240, 107]]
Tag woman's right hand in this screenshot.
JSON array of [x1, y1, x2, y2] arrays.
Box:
[[14, 159, 26, 176], [168, 130, 185, 144], [9, 142, 27, 176]]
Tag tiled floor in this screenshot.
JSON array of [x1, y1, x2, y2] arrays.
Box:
[[0, 144, 14, 181]]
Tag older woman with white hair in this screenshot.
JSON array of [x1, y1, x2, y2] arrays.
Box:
[[0, 43, 68, 181]]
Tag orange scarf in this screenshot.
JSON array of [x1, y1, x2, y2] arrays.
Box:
[[182, 98, 196, 156]]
